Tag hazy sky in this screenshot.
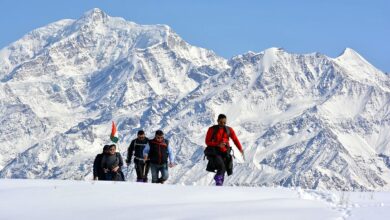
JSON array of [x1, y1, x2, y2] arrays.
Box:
[[1, 0, 389, 72]]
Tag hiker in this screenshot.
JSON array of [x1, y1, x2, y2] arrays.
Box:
[[204, 114, 244, 186], [93, 145, 110, 180], [126, 130, 150, 182], [101, 144, 125, 181], [143, 130, 175, 184]]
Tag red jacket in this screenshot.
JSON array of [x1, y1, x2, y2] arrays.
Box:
[[205, 126, 243, 153]]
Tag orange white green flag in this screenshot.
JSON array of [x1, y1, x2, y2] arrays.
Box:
[[110, 121, 119, 143]]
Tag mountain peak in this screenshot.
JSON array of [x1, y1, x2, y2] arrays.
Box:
[[80, 8, 108, 23], [259, 47, 286, 69], [334, 47, 386, 73], [263, 47, 286, 58], [264, 47, 285, 53], [336, 48, 366, 62]]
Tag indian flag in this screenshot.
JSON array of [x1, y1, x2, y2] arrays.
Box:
[[110, 121, 119, 143]]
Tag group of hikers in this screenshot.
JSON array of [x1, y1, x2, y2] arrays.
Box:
[[93, 114, 244, 186]]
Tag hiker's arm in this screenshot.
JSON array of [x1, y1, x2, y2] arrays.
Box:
[[93, 155, 99, 179], [127, 140, 134, 163], [230, 128, 243, 152], [167, 145, 174, 164], [118, 154, 124, 167], [143, 143, 150, 160]]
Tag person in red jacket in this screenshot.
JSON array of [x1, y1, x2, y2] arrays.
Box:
[[205, 114, 244, 186]]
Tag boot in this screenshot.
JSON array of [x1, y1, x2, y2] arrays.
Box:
[[158, 178, 165, 184], [214, 174, 224, 186]]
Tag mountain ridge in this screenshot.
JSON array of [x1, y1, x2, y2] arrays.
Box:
[[0, 8, 389, 191]]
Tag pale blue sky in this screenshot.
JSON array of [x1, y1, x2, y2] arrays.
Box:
[[1, 0, 389, 72]]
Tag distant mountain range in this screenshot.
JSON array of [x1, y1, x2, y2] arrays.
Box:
[[1, 8, 389, 191]]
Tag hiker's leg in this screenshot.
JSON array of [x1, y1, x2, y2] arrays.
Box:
[[114, 171, 124, 181], [98, 169, 106, 180], [105, 172, 114, 181], [214, 155, 226, 186], [150, 163, 159, 183], [143, 161, 150, 182], [214, 155, 226, 176], [159, 163, 169, 183], [120, 171, 125, 181], [225, 155, 233, 176], [134, 161, 143, 182]]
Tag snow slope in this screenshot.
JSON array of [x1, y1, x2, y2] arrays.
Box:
[[0, 8, 389, 191], [0, 179, 389, 220]]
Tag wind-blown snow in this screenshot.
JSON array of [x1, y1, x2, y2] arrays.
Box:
[[0, 8, 390, 191]]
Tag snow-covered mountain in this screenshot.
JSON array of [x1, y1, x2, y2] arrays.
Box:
[[0, 8, 389, 191]]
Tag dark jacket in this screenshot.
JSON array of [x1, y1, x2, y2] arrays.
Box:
[[101, 152, 125, 181], [93, 153, 105, 180], [148, 139, 170, 165], [127, 138, 149, 163], [101, 152, 123, 170]]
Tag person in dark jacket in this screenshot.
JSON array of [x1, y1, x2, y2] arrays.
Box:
[[126, 130, 150, 182], [205, 114, 244, 186], [93, 145, 110, 180], [143, 130, 175, 184], [101, 144, 125, 181]]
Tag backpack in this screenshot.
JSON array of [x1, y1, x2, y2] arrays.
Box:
[[210, 125, 231, 142]]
